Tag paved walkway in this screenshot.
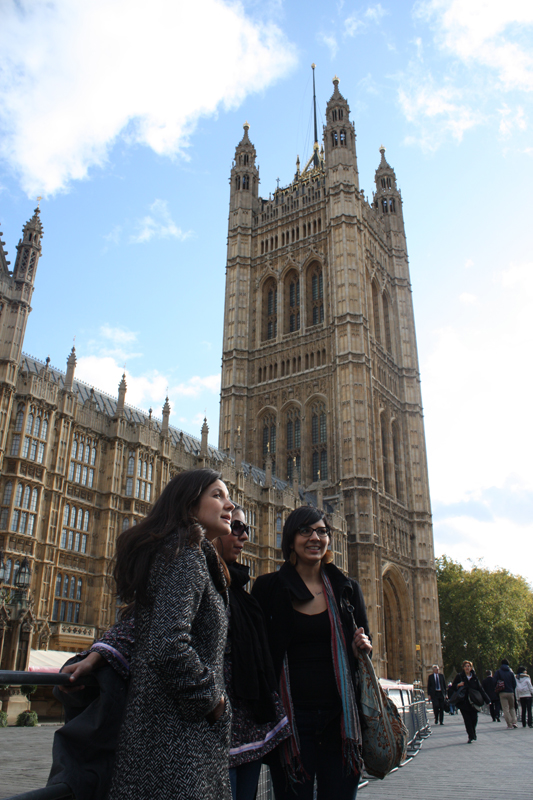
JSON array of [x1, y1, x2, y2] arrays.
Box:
[[362, 710, 533, 800], [0, 712, 531, 799]]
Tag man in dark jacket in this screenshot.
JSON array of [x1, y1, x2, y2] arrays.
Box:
[[427, 665, 447, 725], [494, 659, 517, 728], [482, 670, 500, 722]]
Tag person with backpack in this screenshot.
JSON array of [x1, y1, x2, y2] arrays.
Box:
[[494, 659, 518, 729]]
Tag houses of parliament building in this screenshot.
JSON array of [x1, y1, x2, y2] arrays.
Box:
[[0, 76, 441, 683]]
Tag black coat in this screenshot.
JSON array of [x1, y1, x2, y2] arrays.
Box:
[[482, 675, 497, 702], [450, 671, 491, 706], [427, 672, 446, 700], [251, 561, 370, 684]]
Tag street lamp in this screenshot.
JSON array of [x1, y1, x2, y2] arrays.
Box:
[[14, 558, 31, 590]]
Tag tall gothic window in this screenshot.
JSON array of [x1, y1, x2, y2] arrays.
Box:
[[392, 423, 403, 502], [262, 413, 277, 474], [381, 414, 391, 495], [285, 271, 300, 333], [286, 407, 301, 482], [311, 402, 327, 481], [382, 291, 392, 354], [69, 434, 97, 488], [309, 265, 324, 326], [60, 503, 89, 553], [10, 482, 38, 536], [52, 573, 83, 623], [371, 280, 381, 344], [263, 279, 278, 340]]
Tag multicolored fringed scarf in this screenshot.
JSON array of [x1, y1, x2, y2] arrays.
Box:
[[322, 570, 363, 776], [278, 570, 363, 784]]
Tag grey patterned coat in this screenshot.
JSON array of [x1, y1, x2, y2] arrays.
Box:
[[107, 535, 231, 800]]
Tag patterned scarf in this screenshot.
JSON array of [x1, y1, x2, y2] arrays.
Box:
[[278, 569, 363, 784], [322, 570, 363, 776]]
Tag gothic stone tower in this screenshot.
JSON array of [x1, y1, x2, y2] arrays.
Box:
[[220, 77, 441, 682]]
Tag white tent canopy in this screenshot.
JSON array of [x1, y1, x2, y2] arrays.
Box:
[[28, 649, 76, 673]]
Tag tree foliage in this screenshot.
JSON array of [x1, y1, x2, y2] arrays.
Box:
[[436, 556, 533, 679]]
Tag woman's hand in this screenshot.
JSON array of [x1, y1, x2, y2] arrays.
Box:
[[457, 681, 465, 688], [58, 651, 103, 693], [352, 627, 372, 656], [205, 696, 225, 725]]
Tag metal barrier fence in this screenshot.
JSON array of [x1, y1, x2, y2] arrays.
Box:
[[2, 672, 430, 800]]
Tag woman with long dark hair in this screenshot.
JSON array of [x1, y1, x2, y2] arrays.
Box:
[[252, 506, 372, 800], [106, 468, 234, 800], [63, 501, 289, 800]]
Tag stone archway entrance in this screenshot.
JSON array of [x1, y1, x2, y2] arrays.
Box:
[[382, 566, 416, 683]]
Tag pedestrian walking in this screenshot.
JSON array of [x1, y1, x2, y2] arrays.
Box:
[[482, 670, 500, 722], [494, 659, 518, 729], [252, 506, 372, 800], [450, 661, 490, 743], [427, 665, 446, 724], [446, 682, 456, 715], [515, 666, 533, 729]]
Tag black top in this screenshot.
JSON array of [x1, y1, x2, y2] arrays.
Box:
[[251, 561, 370, 688], [288, 610, 340, 710]]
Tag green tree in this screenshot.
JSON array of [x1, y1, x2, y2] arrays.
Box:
[[436, 556, 533, 678]]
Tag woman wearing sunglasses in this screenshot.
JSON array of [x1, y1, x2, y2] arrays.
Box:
[[216, 505, 290, 800], [61, 503, 289, 800], [252, 506, 371, 800]]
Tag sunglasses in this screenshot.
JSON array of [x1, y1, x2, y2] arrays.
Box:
[[230, 520, 251, 536]]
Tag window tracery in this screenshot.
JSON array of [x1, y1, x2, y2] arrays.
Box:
[[311, 402, 327, 481], [286, 407, 301, 482], [52, 573, 83, 622], [69, 434, 97, 487], [10, 481, 38, 535], [60, 503, 89, 552]]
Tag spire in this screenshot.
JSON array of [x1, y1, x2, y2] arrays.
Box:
[[240, 121, 251, 145], [161, 396, 170, 436], [312, 63, 319, 168], [64, 346, 77, 391], [116, 373, 127, 417], [200, 417, 209, 457], [374, 144, 400, 217], [379, 144, 391, 168], [13, 204, 43, 285]]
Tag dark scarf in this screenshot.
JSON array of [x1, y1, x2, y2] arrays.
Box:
[[228, 562, 278, 723]]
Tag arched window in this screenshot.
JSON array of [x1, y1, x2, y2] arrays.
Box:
[[381, 414, 391, 494], [14, 483, 23, 506], [311, 402, 327, 481], [235, 175, 240, 190], [243, 174, 250, 190], [3, 481, 12, 505], [127, 454, 135, 476], [26, 414, 34, 434], [5, 558, 12, 584], [382, 292, 392, 353], [122, 517, 130, 532], [340, 130, 346, 146], [22, 486, 30, 509], [286, 407, 301, 482], [55, 574, 62, 596], [41, 419, 48, 440], [371, 281, 381, 344], [332, 109, 337, 121], [84, 510, 90, 531], [15, 406, 25, 432], [284, 270, 300, 333], [30, 488, 38, 512], [331, 131, 338, 147], [382, 199, 388, 213], [71, 440, 77, 459], [263, 279, 278, 341], [338, 109, 344, 120], [63, 504, 70, 526], [308, 264, 324, 326], [63, 576, 69, 597], [389, 198, 395, 212], [77, 508, 83, 529], [34, 417, 41, 438]]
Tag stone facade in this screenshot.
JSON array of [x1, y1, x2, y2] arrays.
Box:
[[219, 77, 441, 681], [0, 208, 347, 666]]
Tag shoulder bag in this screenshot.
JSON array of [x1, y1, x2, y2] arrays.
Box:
[[448, 685, 467, 707], [494, 671, 505, 693], [468, 687, 485, 711]]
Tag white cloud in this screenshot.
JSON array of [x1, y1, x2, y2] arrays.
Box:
[[317, 31, 339, 59], [464, 258, 474, 269], [498, 104, 527, 137], [417, 0, 533, 90], [100, 325, 138, 345], [423, 260, 533, 506], [130, 200, 191, 244], [76, 353, 220, 417], [0, 0, 296, 196], [458, 292, 477, 305], [345, 3, 387, 37]]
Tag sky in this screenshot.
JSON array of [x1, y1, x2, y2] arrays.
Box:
[[1, 0, 532, 584]]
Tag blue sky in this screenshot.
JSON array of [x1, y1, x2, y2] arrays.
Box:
[[1, 0, 532, 583]]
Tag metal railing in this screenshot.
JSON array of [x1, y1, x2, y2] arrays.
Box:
[[2, 673, 430, 800]]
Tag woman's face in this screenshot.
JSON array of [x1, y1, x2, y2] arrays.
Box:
[[464, 663, 472, 676], [218, 509, 248, 564], [291, 519, 330, 566], [195, 479, 234, 541]]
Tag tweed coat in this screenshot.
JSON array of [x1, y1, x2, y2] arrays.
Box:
[[107, 534, 231, 800]]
